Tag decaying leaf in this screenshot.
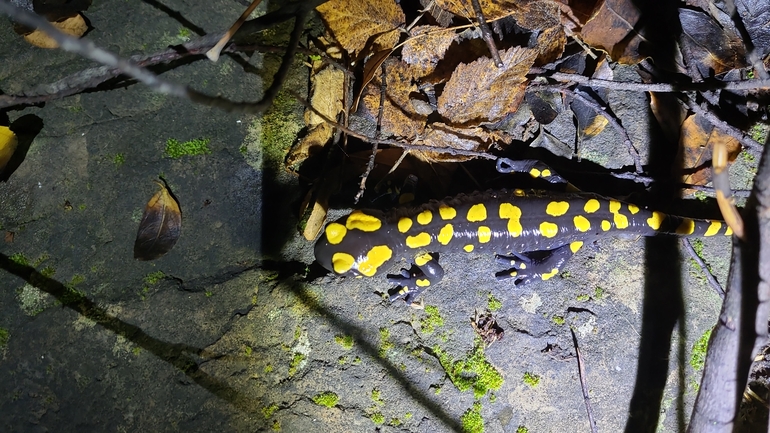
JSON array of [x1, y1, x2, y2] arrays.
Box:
[[679, 8, 747, 77], [401, 25, 458, 76], [579, 0, 646, 64], [416, 123, 497, 163], [134, 181, 182, 261], [361, 59, 427, 139], [438, 46, 536, 125], [736, 0, 770, 59], [23, 14, 88, 49], [316, 0, 405, 58], [679, 113, 741, 187], [0, 126, 18, 174]]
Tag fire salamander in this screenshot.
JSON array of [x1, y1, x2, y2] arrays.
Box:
[[314, 160, 733, 304]]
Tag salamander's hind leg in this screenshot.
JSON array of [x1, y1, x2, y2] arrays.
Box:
[[495, 241, 584, 286], [387, 253, 444, 304]]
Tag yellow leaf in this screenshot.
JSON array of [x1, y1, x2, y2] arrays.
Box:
[[134, 181, 182, 261], [23, 14, 88, 49], [316, 0, 405, 58], [0, 126, 18, 174]]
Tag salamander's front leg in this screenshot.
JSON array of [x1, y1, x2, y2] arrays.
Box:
[[387, 253, 444, 304], [495, 241, 584, 286]]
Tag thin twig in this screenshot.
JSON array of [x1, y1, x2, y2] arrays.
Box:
[[0, 1, 311, 114], [355, 64, 388, 203], [559, 87, 643, 173], [207, 0, 263, 62], [681, 95, 765, 153], [530, 69, 770, 93], [571, 328, 598, 433], [470, 0, 503, 67], [681, 238, 725, 299]]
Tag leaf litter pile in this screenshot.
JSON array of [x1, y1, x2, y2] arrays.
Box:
[[296, 0, 770, 242]]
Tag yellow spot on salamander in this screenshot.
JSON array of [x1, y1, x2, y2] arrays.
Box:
[[398, 217, 413, 233], [542, 169, 551, 177], [529, 168, 541, 178], [415, 253, 433, 266], [601, 220, 611, 231], [499, 203, 523, 237], [398, 192, 415, 205], [519, 263, 526, 269], [676, 218, 695, 235], [325, 223, 347, 245], [609, 200, 629, 229], [467, 203, 487, 222], [346, 210, 382, 232], [573, 215, 591, 232], [439, 205, 457, 220], [406, 232, 431, 248], [539, 221, 559, 238], [584, 199, 600, 214], [628, 204, 640, 214], [478, 226, 492, 243], [417, 210, 433, 225], [704, 221, 722, 236], [357, 245, 393, 277], [331, 252, 355, 274], [513, 189, 526, 197], [438, 223, 454, 245], [416, 279, 431, 287], [541, 268, 559, 281], [546, 201, 570, 217], [570, 241, 583, 253], [509, 271, 517, 277], [647, 211, 665, 230], [725, 226, 733, 236], [464, 244, 474, 252]]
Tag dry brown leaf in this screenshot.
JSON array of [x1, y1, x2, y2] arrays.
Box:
[[438, 46, 536, 125], [402, 25, 458, 76], [679, 114, 741, 187], [579, 0, 646, 64], [134, 181, 182, 261], [416, 123, 495, 162], [361, 59, 427, 139], [24, 14, 87, 49], [305, 67, 344, 127], [287, 123, 335, 168], [679, 8, 747, 76], [434, 0, 518, 20], [316, 0, 405, 58], [0, 126, 18, 174]]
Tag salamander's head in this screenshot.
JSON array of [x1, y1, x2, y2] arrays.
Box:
[[314, 210, 395, 278]]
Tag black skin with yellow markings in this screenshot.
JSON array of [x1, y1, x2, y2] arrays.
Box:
[[314, 162, 733, 305]]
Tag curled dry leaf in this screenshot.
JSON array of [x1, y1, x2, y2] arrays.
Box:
[[679, 113, 741, 187], [134, 181, 182, 261], [438, 46, 536, 125], [402, 25, 458, 76], [24, 14, 88, 49], [579, 0, 646, 64], [0, 126, 18, 174], [315, 0, 405, 58]]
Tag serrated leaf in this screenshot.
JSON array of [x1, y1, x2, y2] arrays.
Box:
[[134, 181, 182, 261], [316, 0, 405, 58], [402, 25, 458, 75], [438, 46, 536, 125]]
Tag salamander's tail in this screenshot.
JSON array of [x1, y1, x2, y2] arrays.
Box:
[[648, 211, 733, 237]]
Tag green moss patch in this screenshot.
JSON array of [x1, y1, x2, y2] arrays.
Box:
[[690, 329, 712, 371], [523, 372, 540, 387], [435, 341, 503, 399], [0, 328, 9, 348], [165, 138, 211, 158], [420, 305, 444, 333], [334, 334, 354, 350], [461, 402, 484, 433], [312, 391, 339, 408]]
